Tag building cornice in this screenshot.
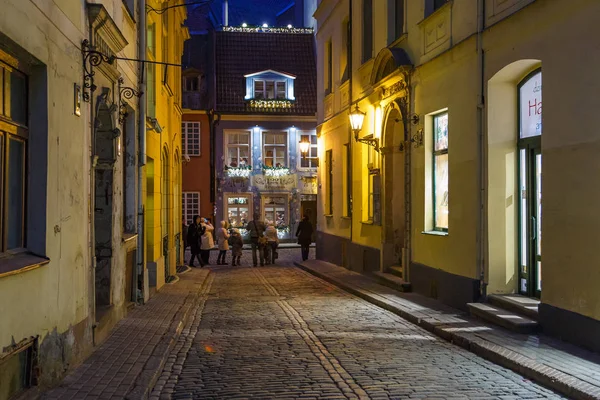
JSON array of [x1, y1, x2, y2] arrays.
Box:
[[219, 114, 316, 122]]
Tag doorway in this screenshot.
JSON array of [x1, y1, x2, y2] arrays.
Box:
[[519, 144, 541, 297], [300, 199, 317, 243], [517, 68, 542, 298]]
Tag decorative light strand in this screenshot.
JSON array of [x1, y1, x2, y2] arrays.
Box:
[[249, 99, 293, 109], [223, 26, 314, 34]]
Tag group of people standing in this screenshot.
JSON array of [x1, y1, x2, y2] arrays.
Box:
[[184, 213, 314, 268]]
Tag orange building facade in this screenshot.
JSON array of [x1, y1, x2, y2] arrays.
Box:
[[181, 111, 213, 225]]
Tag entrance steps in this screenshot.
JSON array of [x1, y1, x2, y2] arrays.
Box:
[[370, 265, 412, 292], [467, 294, 540, 334]]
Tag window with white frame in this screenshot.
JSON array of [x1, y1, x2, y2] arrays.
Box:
[[433, 112, 449, 231], [184, 75, 200, 92], [225, 131, 250, 167], [263, 132, 287, 167], [263, 195, 287, 227], [182, 192, 200, 225], [182, 122, 200, 156], [226, 196, 251, 228], [299, 132, 318, 169], [254, 80, 287, 100]]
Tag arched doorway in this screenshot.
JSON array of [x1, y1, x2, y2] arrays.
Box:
[[486, 59, 542, 297], [381, 106, 405, 269]]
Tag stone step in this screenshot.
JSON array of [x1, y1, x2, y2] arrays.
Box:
[[488, 294, 540, 321], [386, 265, 404, 279], [371, 271, 412, 292], [467, 302, 538, 334]]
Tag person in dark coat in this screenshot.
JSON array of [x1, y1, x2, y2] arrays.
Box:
[[187, 215, 205, 267], [296, 215, 313, 261]]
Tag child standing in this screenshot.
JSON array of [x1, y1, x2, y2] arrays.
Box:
[[229, 228, 244, 266]]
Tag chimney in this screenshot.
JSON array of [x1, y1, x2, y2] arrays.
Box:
[[223, 0, 229, 27]]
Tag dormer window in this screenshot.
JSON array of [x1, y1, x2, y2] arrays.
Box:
[[245, 70, 296, 101], [184, 75, 200, 92], [254, 80, 287, 100]]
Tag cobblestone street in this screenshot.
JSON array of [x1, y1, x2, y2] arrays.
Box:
[[150, 248, 561, 400]]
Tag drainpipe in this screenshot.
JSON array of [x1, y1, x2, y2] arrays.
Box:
[[476, 0, 486, 299], [136, 0, 147, 304], [348, 0, 353, 249]]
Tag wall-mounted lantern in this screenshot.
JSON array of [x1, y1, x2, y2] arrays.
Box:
[[299, 136, 310, 158], [349, 103, 380, 153]]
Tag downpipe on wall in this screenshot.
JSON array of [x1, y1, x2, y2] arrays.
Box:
[[136, 0, 147, 304], [476, 0, 487, 299]]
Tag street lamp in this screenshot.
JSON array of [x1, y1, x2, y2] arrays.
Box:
[[349, 103, 366, 140], [349, 103, 380, 153], [299, 136, 310, 158]]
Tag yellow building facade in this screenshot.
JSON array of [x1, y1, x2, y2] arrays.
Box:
[[315, 0, 600, 352], [145, 0, 189, 292]]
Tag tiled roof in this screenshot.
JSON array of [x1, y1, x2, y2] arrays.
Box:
[[215, 31, 316, 115]]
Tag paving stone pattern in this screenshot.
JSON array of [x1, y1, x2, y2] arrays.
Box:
[[155, 250, 563, 399]]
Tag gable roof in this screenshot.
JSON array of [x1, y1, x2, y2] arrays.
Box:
[[244, 69, 296, 79], [215, 31, 316, 115]]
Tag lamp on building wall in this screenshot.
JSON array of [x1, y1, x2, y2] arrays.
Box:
[[349, 103, 380, 153], [299, 137, 310, 158]]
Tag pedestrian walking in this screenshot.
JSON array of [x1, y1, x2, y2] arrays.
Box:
[[296, 215, 313, 261], [245, 213, 266, 266], [228, 228, 243, 266], [265, 222, 279, 264], [216, 220, 230, 265], [200, 218, 214, 265], [187, 215, 205, 267]]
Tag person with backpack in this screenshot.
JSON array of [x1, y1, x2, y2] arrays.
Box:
[[187, 215, 205, 267], [245, 213, 266, 267], [228, 228, 244, 266]]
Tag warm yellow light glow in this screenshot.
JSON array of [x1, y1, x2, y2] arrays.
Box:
[[299, 137, 310, 155], [375, 106, 383, 138], [349, 104, 366, 131]]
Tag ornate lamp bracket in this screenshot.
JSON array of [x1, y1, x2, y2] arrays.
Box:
[[356, 134, 381, 153], [118, 77, 143, 125], [81, 40, 115, 102]]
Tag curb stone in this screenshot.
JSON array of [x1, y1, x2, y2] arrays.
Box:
[[295, 261, 600, 400]]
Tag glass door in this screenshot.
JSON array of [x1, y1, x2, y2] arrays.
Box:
[[518, 145, 542, 298]]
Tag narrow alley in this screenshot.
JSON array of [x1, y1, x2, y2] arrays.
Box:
[[44, 249, 564, 400]]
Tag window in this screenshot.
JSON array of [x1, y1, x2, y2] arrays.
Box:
[[388, 0, 405, 43], [263, 196, 287, 227], [161, 10, 169, 85], [263, 132, 287, 167], [184, 75, 200, 92], [225, 131, 250, 167], [226, 196, 250, 228], [147, 63, 156, 117], [425, 0, 448, 17], [299, 132, 318, 169], [254, 80, 287, 100], [147, 23, 156, 56], [326, 150, 333, 215], [326, 40, 333, 94], [123, 0, 135, 19], [182, 192, 200, 225], [341, 19, 349, 82], [182, 122, 201, 156], [362, 0, 373, 63], [0, 59, 28, 251], [343, 143, 351, 216], [433, 112, 449, 231]]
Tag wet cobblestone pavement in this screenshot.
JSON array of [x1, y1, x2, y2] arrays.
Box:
[[152, 248, 562, 400]]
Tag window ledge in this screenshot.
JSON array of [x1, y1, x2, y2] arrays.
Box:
[[324, 214, 334, 218], [0, 253, 50, 279], [361, 220, 374, 225], [122, 233, 138, 243], [422, 230, 449, 236]]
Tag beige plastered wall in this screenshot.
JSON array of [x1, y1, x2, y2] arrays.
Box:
[[0, 0, 90, 353], [485, 0, 600, 320]]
